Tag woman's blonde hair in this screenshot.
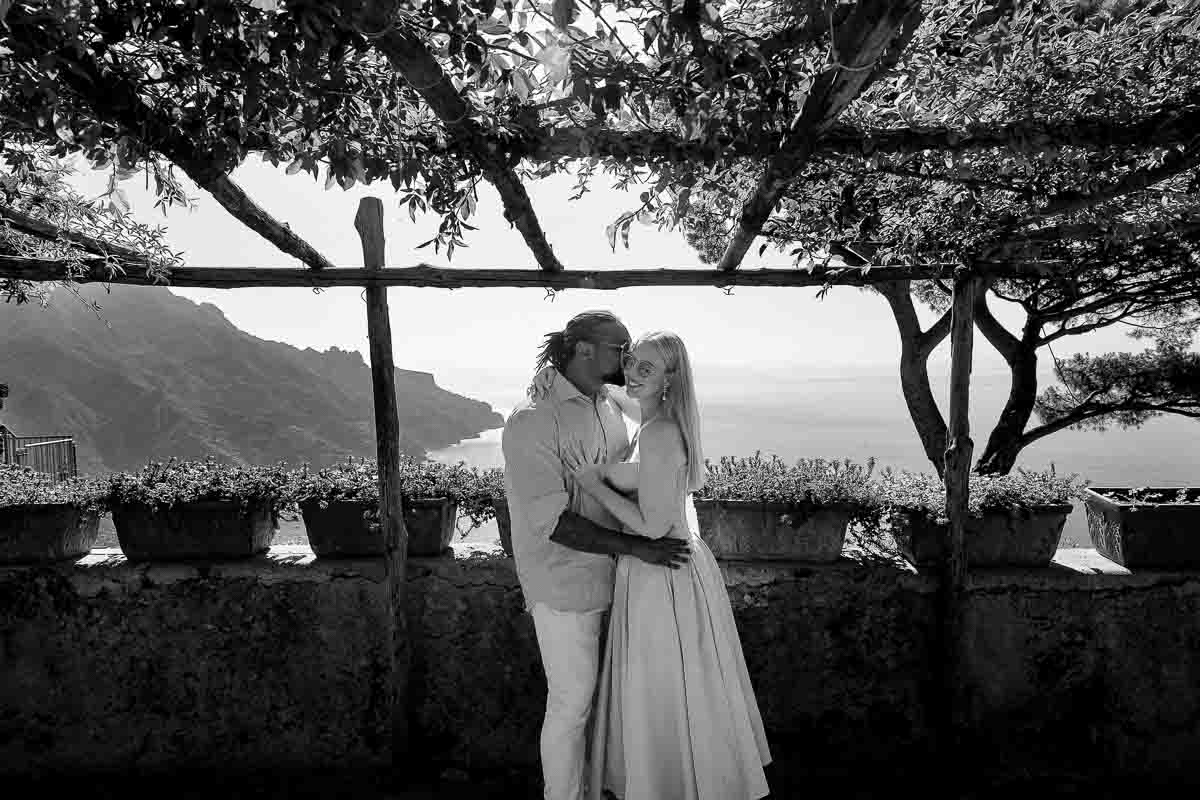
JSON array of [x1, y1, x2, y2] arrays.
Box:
[[636, 331, 705, 493]]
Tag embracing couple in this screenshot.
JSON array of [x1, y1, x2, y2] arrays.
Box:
[[502, 310, 771, 800]]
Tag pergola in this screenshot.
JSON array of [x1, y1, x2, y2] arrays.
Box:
[[3, 0, 1198, 754], [0, 201, 1016, 751]]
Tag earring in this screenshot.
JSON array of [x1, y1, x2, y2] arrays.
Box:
[[661, 383, 669, 401]]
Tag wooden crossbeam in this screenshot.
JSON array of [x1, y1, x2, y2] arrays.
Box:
[[0, 257, 1067, 290]]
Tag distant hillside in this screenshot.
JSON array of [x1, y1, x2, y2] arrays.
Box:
[[0, 285, 503, 474]]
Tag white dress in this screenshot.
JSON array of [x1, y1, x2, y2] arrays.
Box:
[[588, 435, 771, 800]]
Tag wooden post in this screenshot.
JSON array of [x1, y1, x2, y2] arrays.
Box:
[[354, 197, 410, 764], [940, 271, 981, 746]]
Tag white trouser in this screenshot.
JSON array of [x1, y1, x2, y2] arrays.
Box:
[[530, 602, 607, 800]]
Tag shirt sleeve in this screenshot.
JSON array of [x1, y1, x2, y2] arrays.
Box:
[[502, 406, 569, 541]]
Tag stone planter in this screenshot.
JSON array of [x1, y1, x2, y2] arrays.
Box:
[[298, 497, 459, 558], [299, 499, 381, 557], [405, 497, 459, 557], [894, 504, 1073, 568], [113, 500, 277, 562], [693, 499, 852, 561], [1084, 487, 1200, 569], [493, 498, 512, 557], [0, 504, 101, 565]]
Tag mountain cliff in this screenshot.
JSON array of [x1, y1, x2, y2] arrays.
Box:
[[0, 285, 503, 474]]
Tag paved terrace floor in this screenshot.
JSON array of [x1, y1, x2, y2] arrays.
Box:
[[7, 766, 1198, 799]]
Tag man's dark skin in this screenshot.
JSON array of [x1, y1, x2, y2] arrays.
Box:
[[546, 320, 690, 570]]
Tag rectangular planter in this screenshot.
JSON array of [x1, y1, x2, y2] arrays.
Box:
[[113, 500, 277, 562], [299, 499, 381, 557], [404, 497, 459, 557], [1084, 487, 1200, 569], [895, 504, 1072, 568], [297, 497, 459, 558], [493, 498, 513, 557], [693, 499, 851, 562], [0, 504, 100, 565]]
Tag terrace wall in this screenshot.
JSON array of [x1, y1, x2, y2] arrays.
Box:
[[2, 544, 1199, 780]]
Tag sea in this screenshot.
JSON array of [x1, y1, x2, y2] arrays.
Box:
[[95, 365, 1199, 551], [430, 365, 1200, 550]]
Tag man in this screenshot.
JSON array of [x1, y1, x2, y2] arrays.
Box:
[[502, 310, 690, 800]]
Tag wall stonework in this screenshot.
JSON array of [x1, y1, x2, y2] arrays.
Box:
[[962, 563, 1200, 774], [0, 548, 393, 776], [3, 544, 1200, 779]]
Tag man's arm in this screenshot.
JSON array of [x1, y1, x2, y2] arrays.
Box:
[[503, 405, 688, 569], [550, 511, 689, 569]]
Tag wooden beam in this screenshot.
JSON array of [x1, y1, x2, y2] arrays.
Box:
[[940, 272, 982, 742], [354, 197, 410, 762], [0, 257, 1069, 290]]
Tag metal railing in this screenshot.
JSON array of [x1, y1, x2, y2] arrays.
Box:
[[0, 429, 78, 482]]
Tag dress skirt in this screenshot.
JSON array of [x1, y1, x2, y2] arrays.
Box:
[[588, 528, 771, 800]]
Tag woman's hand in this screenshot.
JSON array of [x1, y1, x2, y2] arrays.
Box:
[[573, 464, 607, 492]]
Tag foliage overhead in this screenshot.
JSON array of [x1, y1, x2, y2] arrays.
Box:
[[4, 0, 1197, 274], [2, 0, 1198, 477]]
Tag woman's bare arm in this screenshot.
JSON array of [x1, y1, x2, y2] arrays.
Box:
[[576, 421, 685, 539], [603, 462, 639, 493]]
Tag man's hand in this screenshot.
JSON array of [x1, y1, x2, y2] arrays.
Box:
[[572, 464, 606, 492], [628, 533, 690, 570]]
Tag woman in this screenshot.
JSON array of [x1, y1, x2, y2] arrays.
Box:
[[572, 331, 771, 800]]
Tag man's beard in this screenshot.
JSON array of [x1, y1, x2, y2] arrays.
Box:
[[604, 368, 626, 386]]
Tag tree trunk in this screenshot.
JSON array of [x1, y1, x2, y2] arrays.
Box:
[[971, 299, 1043, 476], [901, 353, 950, 477], [878, 282, 950, 476], [973, 349, 1038, 474]]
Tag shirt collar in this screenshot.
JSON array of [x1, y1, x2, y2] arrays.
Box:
[[552, 371, 607, 404]]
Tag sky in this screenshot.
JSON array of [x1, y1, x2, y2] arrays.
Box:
[[60, 156, 1164, 407]]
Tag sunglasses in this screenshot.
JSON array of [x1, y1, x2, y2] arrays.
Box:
[[621, 351, 661, 380]]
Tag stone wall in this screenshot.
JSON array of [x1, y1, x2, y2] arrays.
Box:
[[3, 544, 1200, 779], [0, 548, 394, 776]]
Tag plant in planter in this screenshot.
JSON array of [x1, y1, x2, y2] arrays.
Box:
[[289, 458, 498, 558], [0, 464, 108, 564], [476, 467, 511, 556], [692, 453, 877, 561], [876, 466, 1084, 568], [1083, 486, 1200, 569], [107, 459, 289, 561]]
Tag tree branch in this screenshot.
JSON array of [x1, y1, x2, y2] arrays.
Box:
[[1015, 138, 1200, 227], [0, 203, 150, 261], [359, 14, 564, 271], [1021, 400, 1200, 448], [337, 89, 1200, 167], [8, 10, 338, 271], [716, 0, 923, 271], [972, 289, 1023, 364]]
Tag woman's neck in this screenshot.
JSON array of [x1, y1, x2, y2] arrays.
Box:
[[638, 398, 664, 423]]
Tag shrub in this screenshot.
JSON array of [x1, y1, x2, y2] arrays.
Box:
[[695, 452, 878, 507], [287, 457, 500, 532], [0, 464, 109, 513], [107, 458, 291, 512], [875, 465, 1085, 524], [1096, 487, 1200, 505]]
